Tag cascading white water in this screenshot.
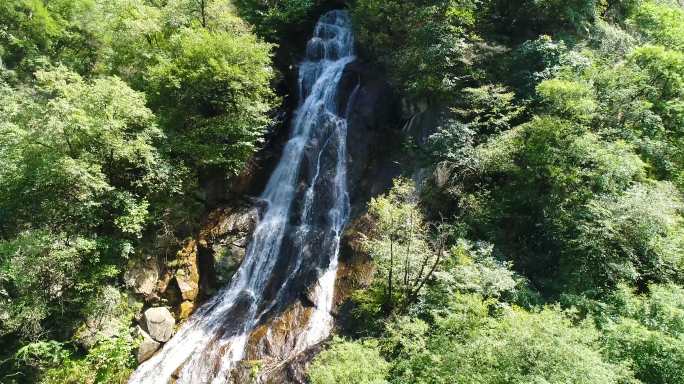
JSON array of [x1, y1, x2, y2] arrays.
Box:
[[129, 10, 355, 383]]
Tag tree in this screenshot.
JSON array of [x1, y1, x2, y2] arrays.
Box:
[[351, 0, 481, 100], [0, 0, 101, 76], [233, 0, 317, 40], [587, 48, 684, 186], [145, 24, 275, 174], [457, 116, 648, 294], [452, 85, 524, 138], [628, 0, 684, 50], [363, 179, 444, 311], [567, 182, 684, 292], [0, 67, 168, 236], [484, 0, 599, 36], [536, 79, 597, 122], [583, 284, 684, 384]]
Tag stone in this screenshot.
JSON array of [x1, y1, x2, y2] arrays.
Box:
[[172, 241, 200, 302], [123, 258, 159, 298], [301, 285, 317, 308], [214, 244, 245, 284], [175, 275, 199, 301], [142, 307, 176, 342], [136, 326, 161, 363], [178, 301, 195, 320]]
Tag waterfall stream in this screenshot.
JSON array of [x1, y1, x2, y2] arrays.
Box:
[[129, 10, 355, 383]]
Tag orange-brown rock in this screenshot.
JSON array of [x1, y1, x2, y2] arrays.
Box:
[[178, 301, 195, 320], [174, 240, 201, 301]]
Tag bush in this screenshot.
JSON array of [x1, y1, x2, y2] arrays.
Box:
[[567, 182, 684, 292], [485, 0, 598, 35], [536, 79, 597, 121], [386, 295, 635, 384], [308, 337, 389, 384], [594, 284, 684, 384]]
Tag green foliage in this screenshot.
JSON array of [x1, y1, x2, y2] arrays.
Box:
[[16, 330, 138, 384], [93, 0, 277, 174], [234, 0, 316, 40], [40, 335, 137, 384], [147, 26, 275, 172], [0, 231, 116, 340], [536, 79, 597, 121], [308, 337, 389, 384], [586, 53, 683, 183], [322, 2, 684, 384], [351, 0, 481, 99], [568, 284, 684, 384], [0, 67, 167, 236], [603, 319, 684, 384], [485, 0, 599, 36], [0, 0, 99, 75], [363, 179, 441, 311], [428, 240, 520, 303], [460, 116, 648, 293], [7, 288, 138, 384], [434, 307, 632, 384], [569, 182, 684, 291], [507, 35, 587, 96], [5, 0, 684, 382], [384, 295, 634, 384], [453, 85, 524, 137], [630, 45, 684, 103], [0, 1, 277, 381], [589, 20, 637, 57], [427, 119, 476, 169], [628, 0, 684, 50]]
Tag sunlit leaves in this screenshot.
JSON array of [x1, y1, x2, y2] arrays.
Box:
[[308, 337, 389, 384]]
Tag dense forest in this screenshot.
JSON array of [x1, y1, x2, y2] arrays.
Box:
[[1, 0, 684, 383]]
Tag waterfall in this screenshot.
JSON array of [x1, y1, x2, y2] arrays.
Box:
[[129, 10, 355, 383]]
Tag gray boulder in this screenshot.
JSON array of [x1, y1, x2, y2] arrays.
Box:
[[142, 307, 175, 342], [135, 326, 161, 363], [124, 258, 159, 299]]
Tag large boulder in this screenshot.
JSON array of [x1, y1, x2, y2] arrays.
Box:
[[142, 307, 176, 342], [173, 241, 201, 302], [199, 206, 258, 286], [175, 272, 199, 301], [135, 326, 161, 363], [123, 257, 159, 300]]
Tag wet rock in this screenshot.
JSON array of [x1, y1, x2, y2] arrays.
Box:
[[136, 326, 161, 363], [142, 307, 175, 342], [157, 240, 200, 309], [178, 301, 195, 320], [199, 206, 258, 286], [300, 285, 317, 308], [335, 215, 378, 335], [339, 61, 403, 216]]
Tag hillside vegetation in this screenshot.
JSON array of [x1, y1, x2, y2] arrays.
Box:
[[1, 0, 684, 383], [308, 1, 684, 383]]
